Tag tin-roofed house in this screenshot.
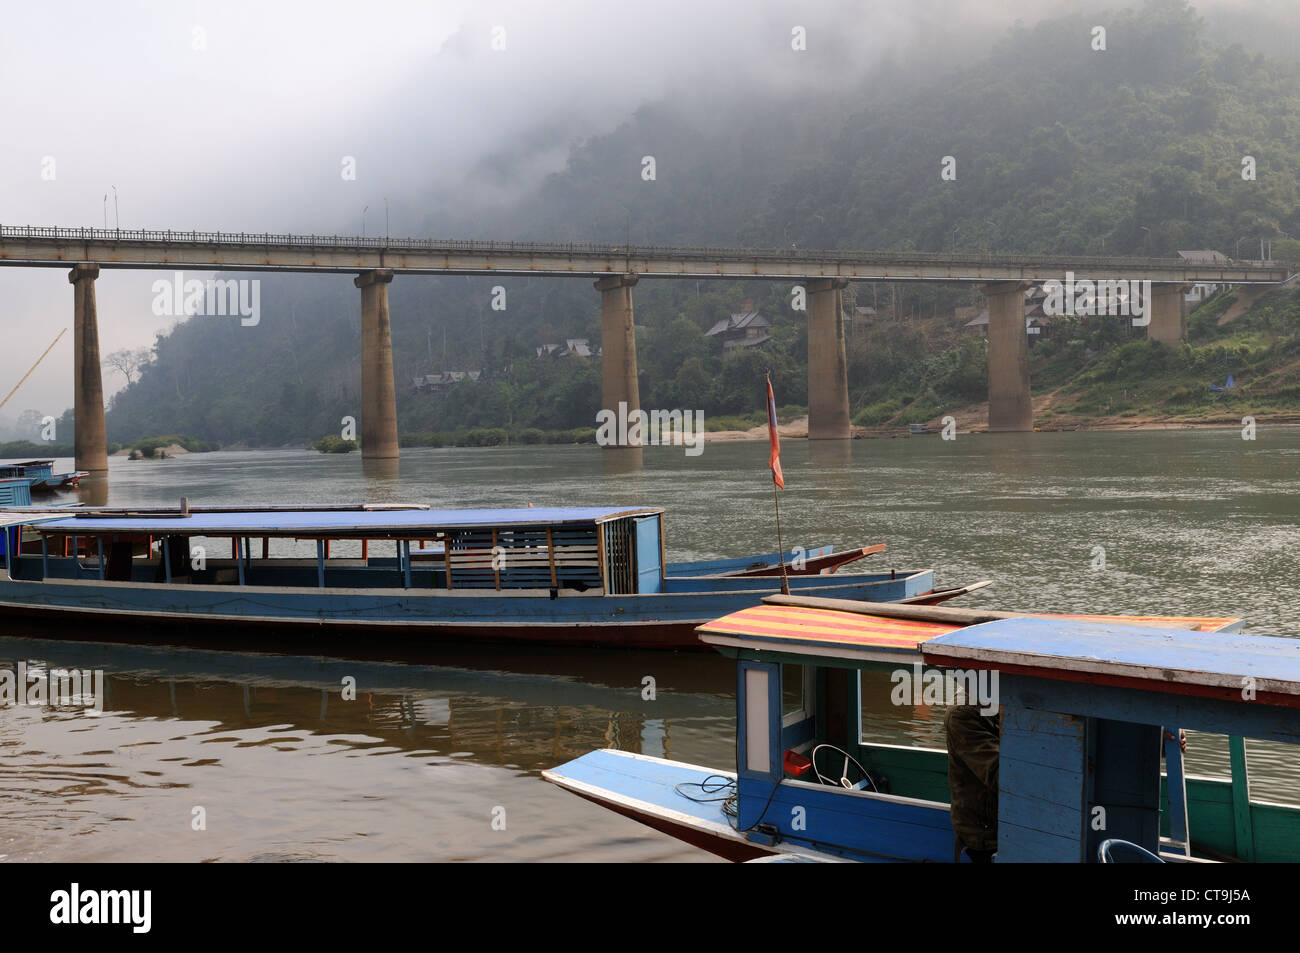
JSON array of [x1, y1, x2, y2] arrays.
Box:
[[706, 304, 772, 353]]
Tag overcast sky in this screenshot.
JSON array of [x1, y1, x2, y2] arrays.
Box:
[[0, 0, 1290, 425]]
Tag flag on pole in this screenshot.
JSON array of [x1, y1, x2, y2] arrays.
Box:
[[766, 373, 784, 489]]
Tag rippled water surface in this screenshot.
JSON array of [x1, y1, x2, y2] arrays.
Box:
[[2, 429, 1297, 861]]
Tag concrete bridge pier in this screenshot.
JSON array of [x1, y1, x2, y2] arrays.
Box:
[[1148, 284, 1187, 347], [69, 263, 109, 474], [595, 274, 641, 447], [807, 278, 851, 440], [355, 269, 399, 459], [984, 281, 1033, 432]]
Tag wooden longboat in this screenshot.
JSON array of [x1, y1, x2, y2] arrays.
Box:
[[0, 459, 87, 494], [0, 505, 942, 649], [545, 596, 1300, 861]]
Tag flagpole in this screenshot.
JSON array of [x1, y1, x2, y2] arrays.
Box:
[[766, 370, 791, 596], [773, 480, 790, 595]]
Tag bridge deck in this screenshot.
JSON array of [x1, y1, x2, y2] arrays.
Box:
[[1, 226, 1291, 283]]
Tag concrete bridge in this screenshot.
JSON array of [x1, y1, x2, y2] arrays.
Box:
[[1, 224, 1293, 470]]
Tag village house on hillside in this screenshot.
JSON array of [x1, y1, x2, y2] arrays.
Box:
[[536, 338, 595, 358], [962, 285, 1051, 343], [413, 370, 481, 394], [706, 302, 772, 352]]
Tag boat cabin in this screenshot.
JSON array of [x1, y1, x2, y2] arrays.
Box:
[[0, 477, 33, 508], [2, 505, 669, 595], [697, 600, 1300, 862], [2, 460, 54, 482]]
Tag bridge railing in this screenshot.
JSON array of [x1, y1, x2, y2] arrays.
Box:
[[0, 224, 1290, 272]]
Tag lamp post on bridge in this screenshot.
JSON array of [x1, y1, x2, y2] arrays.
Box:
[[362, 206, 368, 239], [112, 186, 119, 232], [1140, 225, 1150, 257]]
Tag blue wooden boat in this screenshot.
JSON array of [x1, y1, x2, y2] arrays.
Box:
[[545, 595, 1300, 860], [0, 505, 944, 649], [0, 459, 87, 494]]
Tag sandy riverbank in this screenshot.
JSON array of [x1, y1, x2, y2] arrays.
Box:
[[111, 444, 192, 457], [694, 411, 1300, 441]]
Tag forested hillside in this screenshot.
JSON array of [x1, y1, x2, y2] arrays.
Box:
[[105, 0, 1300, 446]]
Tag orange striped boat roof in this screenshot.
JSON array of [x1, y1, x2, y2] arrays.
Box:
[[696, 605, 1243, 659]]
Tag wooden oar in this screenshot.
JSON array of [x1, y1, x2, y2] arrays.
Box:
[[762, 593, 1206, 630]]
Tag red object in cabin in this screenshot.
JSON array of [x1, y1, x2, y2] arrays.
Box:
[[783, 749, 812, 778]]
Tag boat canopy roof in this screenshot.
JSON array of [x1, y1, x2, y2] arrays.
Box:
[[922, 616, 1300, 701], [0, 460, 55, 468], [30, 505, 664, 539], [698, 603, 961, 661], [698, 603, 1244, 666]]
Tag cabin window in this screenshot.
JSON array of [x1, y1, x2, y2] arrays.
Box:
[[858, 668, 948, 749], [443, 525, 602, 591], [782, 663, 814, 727], [1181, 732, 1300, 808], [781, 664, 803, 717]]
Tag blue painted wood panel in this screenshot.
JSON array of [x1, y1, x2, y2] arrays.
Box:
[[737, 777, 953, 862], [997, 705, 1087, 862], [1000, 675, 1300, 747], [1087, 719, 1162, 858], [0, 478, 32, 507]]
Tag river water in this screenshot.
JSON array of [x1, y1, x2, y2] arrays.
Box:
[[1, 429, 1297, 861]]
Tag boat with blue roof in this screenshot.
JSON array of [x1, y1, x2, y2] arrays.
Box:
[[0, 503, 961, 649], [0, 459, 88, 494], [544, 594, 1300, 861]]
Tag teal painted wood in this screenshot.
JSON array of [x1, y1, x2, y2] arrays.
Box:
[[1229, 737, 1255, 861]]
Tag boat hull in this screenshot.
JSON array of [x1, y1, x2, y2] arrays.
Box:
[[543, 749, 861, 861], [542, 749, 778, 861], [0, 570, 935, 649]]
